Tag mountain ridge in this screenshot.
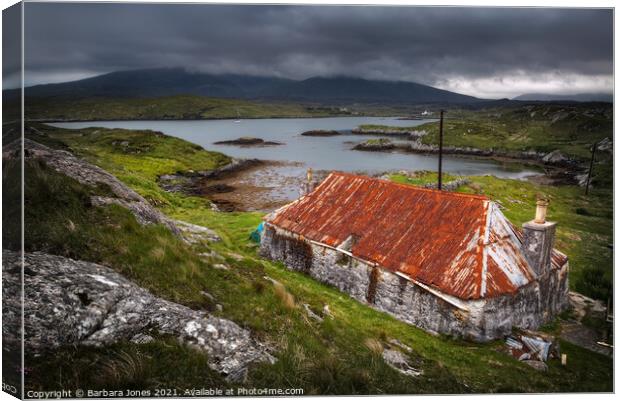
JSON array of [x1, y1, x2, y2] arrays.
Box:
[[7, 67, 482, 104]]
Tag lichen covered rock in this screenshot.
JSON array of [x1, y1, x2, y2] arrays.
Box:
[[8, 138, 180, 235], [2, 250, 273, 381]]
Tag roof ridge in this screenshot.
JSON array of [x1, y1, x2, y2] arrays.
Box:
[[479, 201, 493, 298], [327, 171, 490, 201]]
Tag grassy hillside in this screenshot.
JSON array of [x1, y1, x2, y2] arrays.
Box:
[[9, 124, 611, 393], [18, 95, 354, 121], [359, 103, 613, 161]]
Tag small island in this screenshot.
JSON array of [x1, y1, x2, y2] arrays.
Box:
[[300, 130, 341, 137], [353, 138, 396, 151], [213, 137, 284, 147], [352, 125, 427, 138]]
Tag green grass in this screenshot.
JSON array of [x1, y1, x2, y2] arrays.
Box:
[[9, 124, 613, 394], [35, 123, 230, 208], [25, 337, 229, 393], [360, 138, 393, 146], [389, 171, 613, 301], [357, 125, 418, 132], [21, 95, 352, 121], [360, 103, 612, 161], [389, 171, 458, 186], [6, 94, 467, 122]]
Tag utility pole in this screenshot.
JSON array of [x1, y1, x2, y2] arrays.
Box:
[[437, 109, 445, 190], [585, 140, 599, 195]]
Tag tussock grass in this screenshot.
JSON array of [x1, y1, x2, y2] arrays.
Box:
[[364, 338, 384, 355], [149, 247, 166, 262], [273, 282, 296, 310], [97, 350, 150, 388], [24, 338, 228, 392]]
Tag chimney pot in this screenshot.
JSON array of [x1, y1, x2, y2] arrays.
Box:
[[301, 168, 315, 196], [534, 199, 549, 224]]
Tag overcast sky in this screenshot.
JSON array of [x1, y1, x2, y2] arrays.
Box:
[[5, 3, 614, 98]]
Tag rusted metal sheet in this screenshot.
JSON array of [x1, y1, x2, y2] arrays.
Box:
[[265, 172, 561, 300], [483, 203, 536, 297], [551, 250, 568, 269]]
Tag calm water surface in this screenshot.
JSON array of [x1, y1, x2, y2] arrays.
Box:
[[51, 117, 536, 178]]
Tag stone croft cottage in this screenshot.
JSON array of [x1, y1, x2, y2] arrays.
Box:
[[260, 172, 569, 341]]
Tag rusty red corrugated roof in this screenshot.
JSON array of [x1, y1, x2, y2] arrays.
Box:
[[265, 172, 564, 300]]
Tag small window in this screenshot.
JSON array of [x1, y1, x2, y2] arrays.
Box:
[[336, 252, 351, 266]]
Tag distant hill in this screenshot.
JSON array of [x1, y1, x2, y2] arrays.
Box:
[[513, 92, 613, 103], [264, 76, 481, 104], [6, 67, 482, 104]]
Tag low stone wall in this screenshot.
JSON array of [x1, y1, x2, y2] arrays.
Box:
[[260, 223, 569, 341]]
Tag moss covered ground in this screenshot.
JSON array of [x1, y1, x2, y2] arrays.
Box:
[[359, 103, 612, 161], [5, 123, 612, 394], [17, 95, 352, 121]]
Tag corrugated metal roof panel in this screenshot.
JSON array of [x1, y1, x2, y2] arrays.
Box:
[[265, 172, 564, 300]]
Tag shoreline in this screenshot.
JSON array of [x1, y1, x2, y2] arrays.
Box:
[[158, 158, 305, 212], [35, 114, 430, 124], [351, 140, 586, 186], [42, 116, 578, 205], [157, 153, 561, 213]]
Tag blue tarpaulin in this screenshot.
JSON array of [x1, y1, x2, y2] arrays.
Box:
[[249, 222, 264, 243]]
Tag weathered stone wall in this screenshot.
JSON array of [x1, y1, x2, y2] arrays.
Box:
[[521, 221, 557, 276], [479, 263, 569, 340], [261, 224, 371, 303], [260, 223, 569, 341], [371, 267, 480, 338]]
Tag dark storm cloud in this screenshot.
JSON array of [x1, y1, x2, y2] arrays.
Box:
[[3, 3, 22, 88], [19, 3, 613, 97]]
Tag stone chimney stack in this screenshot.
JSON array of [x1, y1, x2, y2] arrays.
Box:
[[301, 168, 315, 196], [522, 199, 556, 276]]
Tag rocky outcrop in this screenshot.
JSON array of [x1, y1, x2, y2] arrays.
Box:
[[173, 219, 221, 244], [300, 130, 341, 137], [214, 137, 283, 147], [541, 150, 570, 165], [350, 137, 578, 167], [597, 137, 613, 152], [406, 141, 498, 157], [7, 138, 181, 235], [381, 349, 422, 377], [353, 139, 396, 151], [2, 250, 273, 381], [6, 138, 223, 241], [158, 158, 262, 195], [204, 158, 263, 178], [351, 128, 428, 139], [423, 178, 470, 192]]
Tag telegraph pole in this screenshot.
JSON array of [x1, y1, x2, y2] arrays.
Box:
[[437, 109, 445, 190], [585, 140, 599, 195]]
